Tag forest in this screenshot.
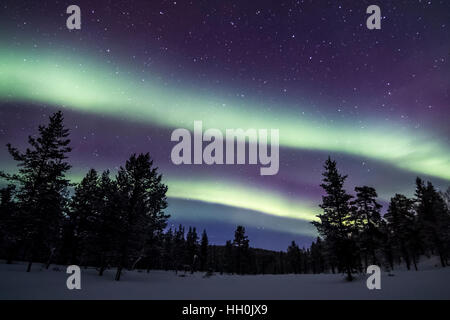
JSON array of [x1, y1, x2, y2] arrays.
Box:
[[0, 111, 449, 281]]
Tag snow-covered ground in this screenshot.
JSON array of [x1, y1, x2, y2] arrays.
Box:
[[1, 260, 450, 299]]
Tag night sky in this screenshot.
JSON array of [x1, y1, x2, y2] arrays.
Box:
[[0, 0, 449, 250]]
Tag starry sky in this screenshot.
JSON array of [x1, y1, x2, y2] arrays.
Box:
[[0, 0, 449, 250]]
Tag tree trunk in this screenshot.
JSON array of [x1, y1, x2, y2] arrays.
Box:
[[115, 247, 127, 281], [26, 242, 35, 272], [439, 252, 446, 268], [45, 249, 55, 269], [346, 266, 353, 281], [115, 266, 122, 281], [26, 259, 33, 272], [131, 256, 143, 270], [401, 245, 411, 270]]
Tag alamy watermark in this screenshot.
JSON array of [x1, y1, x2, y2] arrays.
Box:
[[366, 265, 381, 290], [66, 265, 81, 290], [65, 4, 380, 31], [170, 121, 279, 176], [366, 5, 381, 30], [66, 5, 81, 30]]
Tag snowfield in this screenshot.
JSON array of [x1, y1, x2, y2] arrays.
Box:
[[1, 261, 450, 300]]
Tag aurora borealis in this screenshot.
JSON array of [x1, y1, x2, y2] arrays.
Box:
[[0, 0, 449, 249]]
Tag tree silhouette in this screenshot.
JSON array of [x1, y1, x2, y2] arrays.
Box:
[[287, 241, 301, 274], [350, 186, 383, 268], [114, 153, 169, 281], [233, 225, 250, 274], [224, 240, 234, 274], [0, 185, 19, 264], [200, 229, 209, 271], [185, 227, 199, 271], [384, 194, 417, 270], [173, 224, 185, 272], [0, 111, 71, 272], [67, 169, 101, 265], [312, 157, 356, 280], [1, 112, 449, 278], [415, 178, 450, 267]]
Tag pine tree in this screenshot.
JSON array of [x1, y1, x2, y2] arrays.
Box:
[[200, 229, 209, 271], [278, 251, 285, 274], [0, 111, 71, 272], [441, 187, 450, 262], [173, 225, 185, 272], [68, 169, 101, 265], [224, 240, 233, 274], [233, 225, 249, 274], [209, 244, 219, 273], [384, 194, 418, 270], [441, 187, 450, 211], [114, 153, 169, 281], [415, 178, 450, 267], [94, 170, 120, 275], [310, 237, 326, 273], [350, 186, 383, 268], [312, 157, 356, 280], [378, 219, 395, 271], [142, 229, 163, 272], [162, 228, 174, 270], [302, 248, 311, 274], [286, 241, 301, 273], [0, 185, 20, 263], [185, 227, 199, 272]]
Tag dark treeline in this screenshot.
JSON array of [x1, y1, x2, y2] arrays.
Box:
[[0, 112, 449, 281], [310, 157, 450, 280], [0, 111, 293, 278], [0, 111, 169, 280]]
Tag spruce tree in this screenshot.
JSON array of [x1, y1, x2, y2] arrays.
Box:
[[185, 227, 199, 269], [287, 241, 301, 273], [162, 228, 174, 270], [0, 111, 71, 272], [95, 170, 120, 275], [441, 187, 450, 210], [200, 229, 209, 271], [224, 240, 234, 274], [310, 237, 326, 273], [415, 178, 450, 267], [378, 219, 395, 271], [233, 225, 249, 274], [302, 248, 311, 274], [0, 185, 19, 263], [114, 153, 169, 281], [68, 169, 101, 265], [384, 194, 418, 270], [350, 186, 383, 268], [173, 225, 185, 272], [312, 157, 356, 280]]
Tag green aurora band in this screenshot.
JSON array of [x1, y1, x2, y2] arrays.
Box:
[[1, 47, 449, 180], [0, 46, 449, 229], [65, 171, 319, 229]]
